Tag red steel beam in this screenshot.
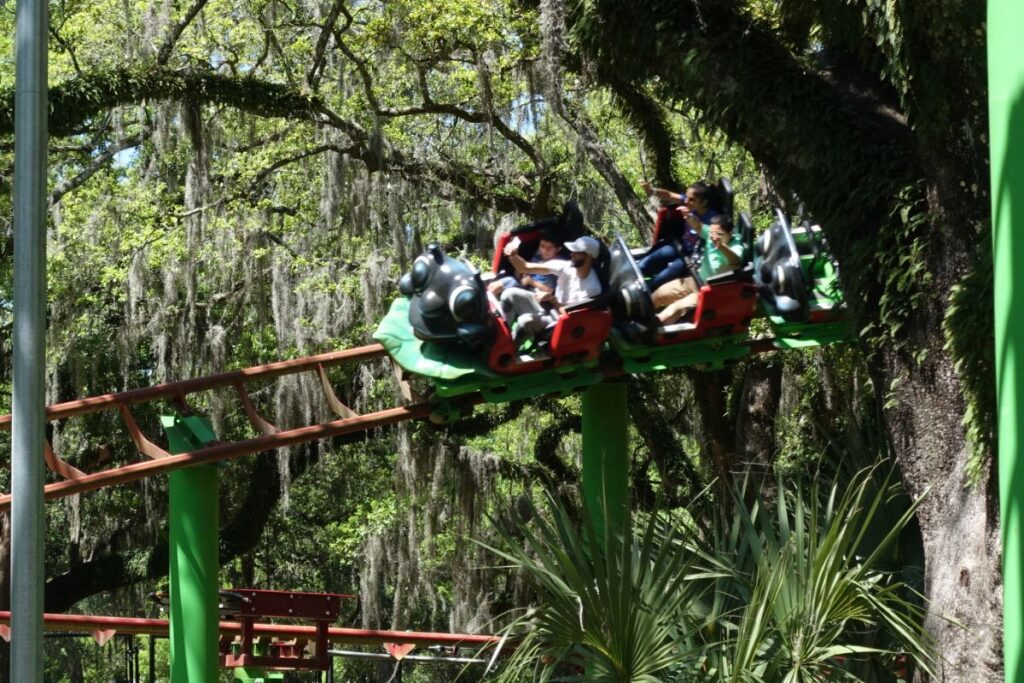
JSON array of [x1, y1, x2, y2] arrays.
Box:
[[0, 344, 388, 430], [0, 401, 448, 512], [0, 336, 778, 432], [0, 339, 781, 512], [0, 611, 498, 647]]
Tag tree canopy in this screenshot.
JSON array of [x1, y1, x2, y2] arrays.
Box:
[[0, 0, 1000, 680]]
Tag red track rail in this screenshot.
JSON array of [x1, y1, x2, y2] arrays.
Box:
[[0, 611, 498, 648], [0, 403, 441, 511], [0, 338, 781, 511], [0, 343, 416, 511], [0, 345, 387, 428]]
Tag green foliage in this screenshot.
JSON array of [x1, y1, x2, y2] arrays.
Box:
[[482, 464, 933, 682], [481, 491, 703, 682], [942, 232, 996, 483]]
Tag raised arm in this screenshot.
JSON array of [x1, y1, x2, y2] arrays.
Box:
[[505, 247, 554, 275]]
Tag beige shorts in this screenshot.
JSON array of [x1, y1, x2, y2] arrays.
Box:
[[652, 276, 698, 306], [652, 277, 699, 323]]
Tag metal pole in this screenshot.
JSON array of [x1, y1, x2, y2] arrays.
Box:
[[165, 415, 220, 683], [989, 1, 1024, 679], [168, 465, 219, 682], [581, 382, 629, 539], [148, 634, 156, 683], [10, 0, 48, 676]]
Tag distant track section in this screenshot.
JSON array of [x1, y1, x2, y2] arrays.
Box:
[[0, 611, 498, 648]]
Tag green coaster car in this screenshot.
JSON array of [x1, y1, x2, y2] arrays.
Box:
[[754, 209, 854, 348]]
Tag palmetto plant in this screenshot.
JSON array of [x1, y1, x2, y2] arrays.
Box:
[[691, 467, 934, 682], [479, 491, 706, 682], [479, 464, 934, 682]]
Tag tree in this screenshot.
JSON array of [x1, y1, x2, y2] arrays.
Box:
[[0, 0, 995, 679], [550, 0, 998, 678]]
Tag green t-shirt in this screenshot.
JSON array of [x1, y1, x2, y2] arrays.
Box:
[[698, 224, 745, 281]]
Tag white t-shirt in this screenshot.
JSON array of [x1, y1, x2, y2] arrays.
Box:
[[542, 259, 602, 305]]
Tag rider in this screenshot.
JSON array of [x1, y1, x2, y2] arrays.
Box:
[[487, 233, 560, 297], [654, 213, 743, 325], [500, 235, 603, 345], [637, 181, 721, 292]]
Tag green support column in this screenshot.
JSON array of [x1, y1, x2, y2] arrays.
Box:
[[989, 2, 1024, 680], [581, 382, 629, 539], [163, 415, 220, 683]]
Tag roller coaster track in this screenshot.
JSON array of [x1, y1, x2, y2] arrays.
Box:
[[0, 343, 429, 510], [0, 338, 779, 511], [0, 610, 497, 649]]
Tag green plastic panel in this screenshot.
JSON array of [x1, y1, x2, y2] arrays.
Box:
[[610, 331, 752, 373], [373, 298, 496, 381], [767, 316, 856, 349]]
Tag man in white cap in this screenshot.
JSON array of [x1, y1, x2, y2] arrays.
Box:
[[500, 235, 604, 345]]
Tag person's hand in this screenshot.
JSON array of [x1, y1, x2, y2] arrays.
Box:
[[641, 180, 654, 195], [679, 206, 701, 228], [520, 275, 533, 287], [536, 291, 554, 304], [503, 243, 517, 257]]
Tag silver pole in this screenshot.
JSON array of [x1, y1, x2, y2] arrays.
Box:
[[11, 0, 48, 676]]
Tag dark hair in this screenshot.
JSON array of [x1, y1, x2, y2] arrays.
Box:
[[688, 182, 711, 203], [711, 214, 734, 232], [539, 230, 563, 245]]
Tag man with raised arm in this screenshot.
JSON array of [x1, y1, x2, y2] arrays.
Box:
[[500, 235, 603, 345]]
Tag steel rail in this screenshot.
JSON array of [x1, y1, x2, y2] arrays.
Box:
[[0, 337, 783, 513], [0, 401, 445, 511], [0, 611, 498, 647], [0, 344, 388, 429]]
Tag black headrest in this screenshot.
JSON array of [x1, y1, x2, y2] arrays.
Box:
[[717, 176, 734, 217], [512, 201, 587, 244]]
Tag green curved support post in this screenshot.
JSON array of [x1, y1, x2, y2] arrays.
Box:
[[163, 415, 220, 683], [989, 1, 1024, 679], [581, 382, 629, 539]]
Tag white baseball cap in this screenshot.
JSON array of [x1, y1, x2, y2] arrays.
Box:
[[564, 236, 601, 258]]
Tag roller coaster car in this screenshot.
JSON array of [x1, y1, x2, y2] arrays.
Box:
[[609, 211, 757, 347], [397, 203, 612, 377], [754, 209, 846, 324], [487, 210, 613, 375]]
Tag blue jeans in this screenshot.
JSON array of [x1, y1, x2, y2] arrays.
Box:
[[638, 242, 690, 292]]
